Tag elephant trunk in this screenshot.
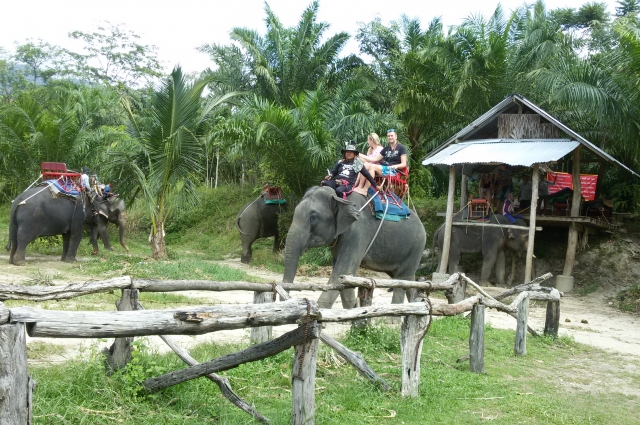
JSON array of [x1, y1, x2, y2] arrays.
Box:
[[283, 230, 307, 283]]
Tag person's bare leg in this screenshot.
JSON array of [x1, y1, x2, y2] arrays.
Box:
[[353, 164, 374, 195]]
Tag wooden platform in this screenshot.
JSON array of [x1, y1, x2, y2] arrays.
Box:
[[436, 212, 618, 232]]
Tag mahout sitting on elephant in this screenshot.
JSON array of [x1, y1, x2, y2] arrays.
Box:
[[283, 186, 426, 309], [236, 186, 288, 264], [7, 181, 97, 265], [433, 210, 529, 286]]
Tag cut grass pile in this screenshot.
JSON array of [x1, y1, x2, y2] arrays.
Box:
[[28, 317, 640, 424]]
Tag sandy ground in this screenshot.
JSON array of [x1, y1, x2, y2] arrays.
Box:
[[2, 255, 639, 364]]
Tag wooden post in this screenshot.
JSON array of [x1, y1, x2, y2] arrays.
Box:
[[460, 173, 468, 210], [105, 288, 138, 372], [400, 312, 430, 397], [0, 323, 33, 424], [439, 165, 456, 274], [292, 321, 319, 425], [469, 304, 485, 373], [514, 294, 530, 356], [525, 165, 540, 283], [354, 285, 374, 328], [250, 291, 273, 343], [563, 147, 582, 276], [544, 301, 560, 338]]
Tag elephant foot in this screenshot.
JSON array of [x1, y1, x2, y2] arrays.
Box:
[[12, 259, 27, 266], [495, 282, 508, 288], [91, 249, 99, 256], [63, 257, 78, 263], [240, 255, 251, 264]]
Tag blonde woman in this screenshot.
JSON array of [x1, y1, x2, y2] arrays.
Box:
[[353, 133, 383, 193]]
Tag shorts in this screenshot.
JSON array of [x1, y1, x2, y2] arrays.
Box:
[[380, 166, 398, 176], [497, 185, 512, 201]]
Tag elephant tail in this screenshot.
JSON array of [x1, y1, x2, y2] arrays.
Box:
[[5, 240, 10, 252], [236, 215, 251, 236]]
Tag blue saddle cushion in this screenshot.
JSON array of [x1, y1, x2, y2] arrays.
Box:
[[367, 188, 411, 218], [45, 179, 81, 196]]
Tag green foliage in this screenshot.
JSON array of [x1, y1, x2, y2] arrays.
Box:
[[610, 182, 640, 212], [344, 320, 401, 354], [615, 283, 640, 311]]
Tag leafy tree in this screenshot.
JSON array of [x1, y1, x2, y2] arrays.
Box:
[[616, 0, 640, 17], [13, 39, 69, 83], [200, 1, 351, 107], [68, 22, 163, 88], [110, 67, 237, 258]]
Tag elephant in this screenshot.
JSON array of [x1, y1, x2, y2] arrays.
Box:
[[7, 185, 95, 265], [433, 211, 529, 286], [236, 196, 288, 264], [283, 186, 427, 309], [88, 196, 129, 254]]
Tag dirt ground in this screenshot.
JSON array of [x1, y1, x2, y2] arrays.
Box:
[[2, 253, 639, 364]]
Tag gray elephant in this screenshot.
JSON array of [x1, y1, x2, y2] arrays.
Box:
[[89, 196, 129, 254], [283, 186, 427, 309], [236, 196, 288, 264], [434, 211, 529, 286], [8, 185, 95, 265]]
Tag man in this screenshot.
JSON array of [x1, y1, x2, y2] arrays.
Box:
[[80, 167, 91, 191], [322, 143, 381, 199], [102, 181, 115, 200], [359, 129, 408, 176], [518, 175, 532, 211]]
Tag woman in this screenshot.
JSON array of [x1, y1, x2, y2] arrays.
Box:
[[478, 173, 494, 215], [353, 133, 383, 191]]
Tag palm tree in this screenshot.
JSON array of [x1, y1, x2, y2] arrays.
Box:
[[111, 66, 238, 258]]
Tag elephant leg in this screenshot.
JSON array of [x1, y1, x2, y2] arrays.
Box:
[[117, 217, 129, 252], [507, 255, 516, 287], [317, 290, 341, 309], [100, 218, 112, 251], [447, 249, 460, 275], [64, 227, 82, 262], [495, 251, 506, 286], [90, 224, 100, 255], [240, 234, 253, 264], [10, 241, 25, 266], [61, 233, 71, 261], [480, 251, 498, 286]]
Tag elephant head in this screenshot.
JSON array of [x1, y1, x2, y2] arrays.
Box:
[[283, 187, 359, 283], [505, 228, 529, 254]]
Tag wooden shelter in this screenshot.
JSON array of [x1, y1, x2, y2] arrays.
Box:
[[422, 94, 640, 291]]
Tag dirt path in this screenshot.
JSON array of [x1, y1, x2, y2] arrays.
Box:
[[2, 255, 639, 363]]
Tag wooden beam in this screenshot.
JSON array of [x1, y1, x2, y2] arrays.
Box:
[[292, 326, 319, 425], [401, 313, 430, 397], [0, 276, 131, 301], [249, 291, 273, 344], [0, 302, 8, 324], [0, 323, 31, 424], [564, 147, 582, 276], [460, 173, 468, 210], [469, 304, 485, 373], [439, 165, 456, 274], [514, 294, 530, 356], [525, 165, 540, 283], [452, 222, 542, 231]]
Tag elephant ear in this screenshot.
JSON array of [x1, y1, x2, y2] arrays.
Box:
[[332, 195, 358, 236]]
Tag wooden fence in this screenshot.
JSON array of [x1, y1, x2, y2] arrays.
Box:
[[0, 272, 561, 424]]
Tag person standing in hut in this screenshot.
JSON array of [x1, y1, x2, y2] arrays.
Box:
[[518, 175, 532, 212]]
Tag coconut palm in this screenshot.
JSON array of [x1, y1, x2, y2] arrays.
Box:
[[110, 66, 238, 258]]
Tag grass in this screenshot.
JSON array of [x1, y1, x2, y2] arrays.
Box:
[[27, 317, 640, 424]]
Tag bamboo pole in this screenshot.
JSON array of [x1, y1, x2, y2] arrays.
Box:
[[439, 165, 456, 274], [525, 165, 540, 283]]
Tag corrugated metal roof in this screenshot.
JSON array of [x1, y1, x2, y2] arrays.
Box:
[[422, 94, 640, 177], [422, 139, 580, 167]]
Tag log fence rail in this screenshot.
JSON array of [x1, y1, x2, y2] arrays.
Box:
[[0, 272, 561, 425]]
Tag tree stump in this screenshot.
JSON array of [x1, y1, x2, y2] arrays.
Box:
[[250, 291, 274, 343]]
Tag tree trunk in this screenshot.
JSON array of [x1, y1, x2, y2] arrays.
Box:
[[151, 220, 167, 259], [215, 147, 220, 189]]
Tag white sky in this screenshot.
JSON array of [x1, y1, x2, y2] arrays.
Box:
[[0, 0, 618, 74]]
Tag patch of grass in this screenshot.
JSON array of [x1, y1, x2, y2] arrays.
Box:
[[28, 317, 640, 424], [615, 283, 640, 312], [27, 342, 67, 360]]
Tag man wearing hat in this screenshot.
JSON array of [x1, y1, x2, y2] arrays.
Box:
[[322, 143, 381, 199]]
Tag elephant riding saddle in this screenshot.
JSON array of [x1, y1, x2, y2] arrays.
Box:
[[262, 184, 286, 205]]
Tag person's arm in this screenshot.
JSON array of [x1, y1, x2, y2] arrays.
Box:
[[359, 167, 381, 190], [360, 152, 383, 163], [390, 155, 407, 172], [325, 162, 340, 180]]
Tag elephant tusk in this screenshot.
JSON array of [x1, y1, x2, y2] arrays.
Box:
[[532, 254, 537, 258]]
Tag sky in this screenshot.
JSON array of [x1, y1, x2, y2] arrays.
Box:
[[0, 0, 619, 74]]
